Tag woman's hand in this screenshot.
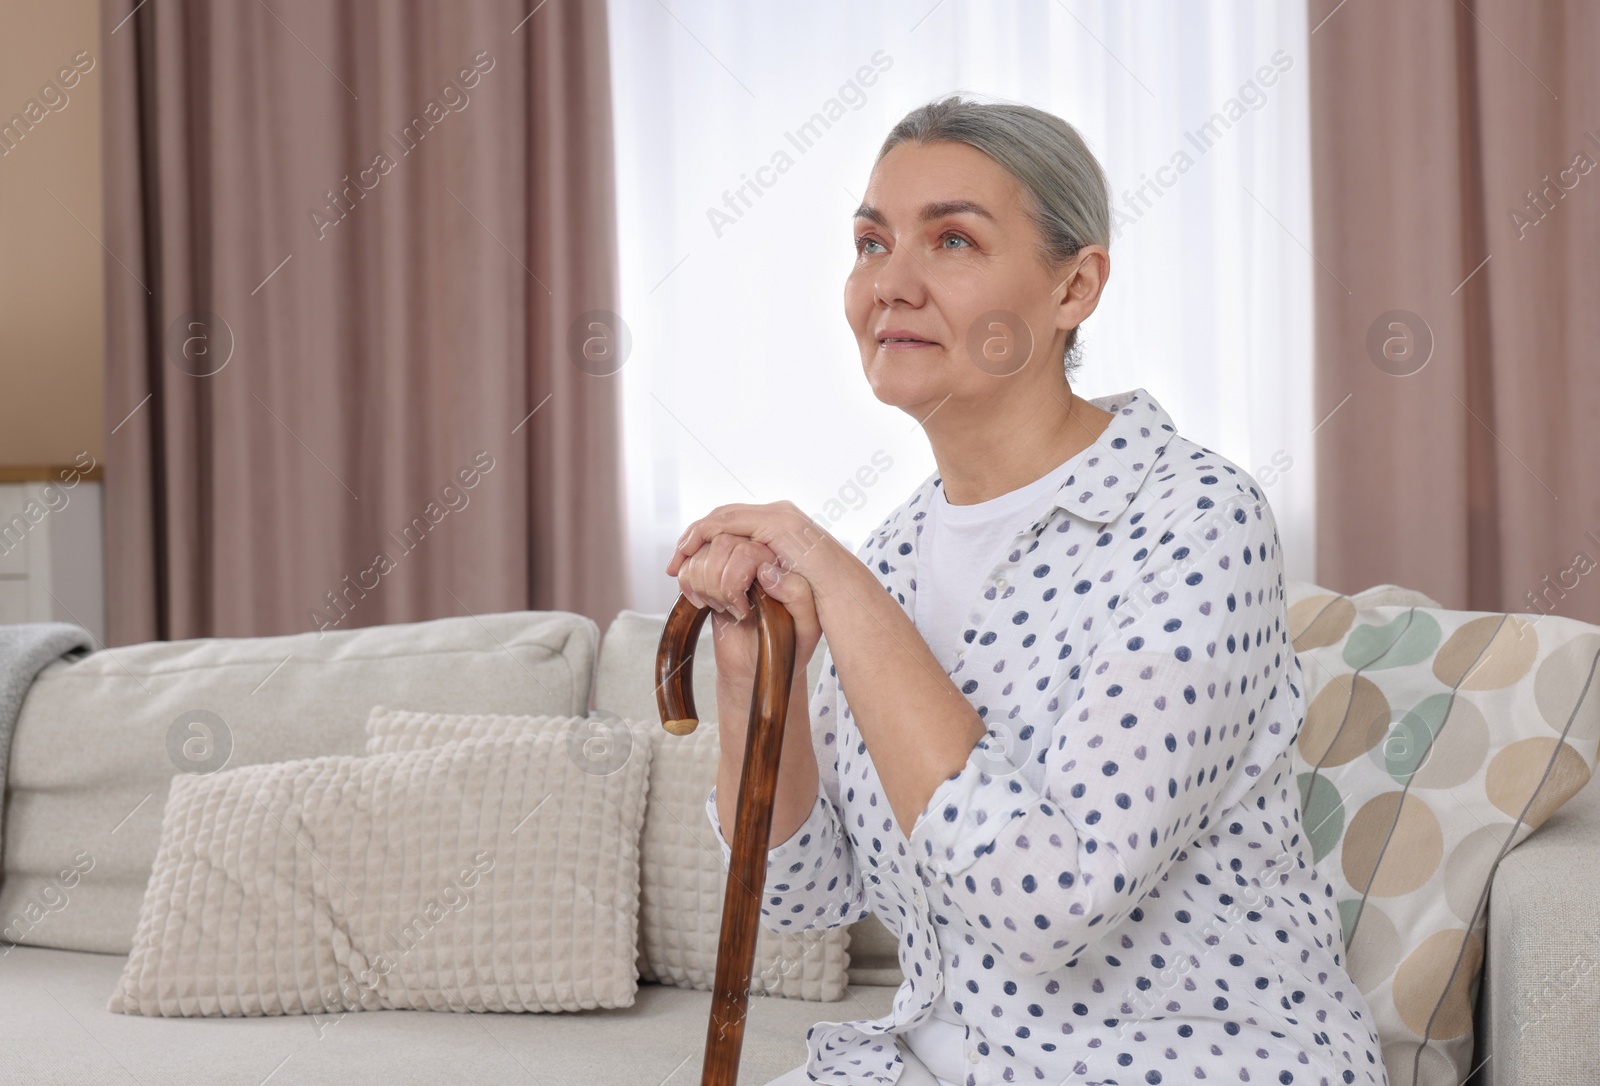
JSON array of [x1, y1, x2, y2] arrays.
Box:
[[671, 523, 827, 848], [669, 531, 822, 681], [668, 501, 843, 589], [670, 501, 988, 841]]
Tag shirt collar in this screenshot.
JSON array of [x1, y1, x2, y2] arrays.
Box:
[[873, 386, 1176, 544], [1039, 386, 1176, 525]]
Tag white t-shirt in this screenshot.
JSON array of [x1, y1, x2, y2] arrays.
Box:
[[912, 449, 1089, 670], [901, 447, 1089, 1080]]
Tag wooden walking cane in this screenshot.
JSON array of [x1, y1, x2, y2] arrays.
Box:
[[655, 581, 796, 1086]]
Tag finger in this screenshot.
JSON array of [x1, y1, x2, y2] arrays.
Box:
[[757, 559, 812, 605], [665, 511, 734, 575], [678, 552, 722, 613], [668, 546, 707, 607], [720, 539, 778, 619], [708, 534, 750, 614], [749, 561, 821, 648], [707, 538, 755, 620], [678, 543, 723, 610], [664, 521, 700, 576], [685, 535, 747, 614], [664, 518, 711, 576], [674, 567, 704, 610]]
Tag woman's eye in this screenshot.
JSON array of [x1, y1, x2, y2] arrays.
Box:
[[940, 232, 972, 249], [855, 236, 885, 256]]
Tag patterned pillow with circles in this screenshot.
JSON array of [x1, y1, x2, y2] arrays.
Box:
[[1283, 581, 1600, 1086]]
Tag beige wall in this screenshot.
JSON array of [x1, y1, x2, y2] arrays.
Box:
[[0, 0, 104, 466]]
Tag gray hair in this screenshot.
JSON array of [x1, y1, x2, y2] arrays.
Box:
[[876, 95, 1111, 380]]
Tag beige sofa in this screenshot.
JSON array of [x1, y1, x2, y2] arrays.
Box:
[[0, 598, 1593, 1085]]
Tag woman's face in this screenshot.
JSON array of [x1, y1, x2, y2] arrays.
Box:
[[843, 139, 1106, 415]]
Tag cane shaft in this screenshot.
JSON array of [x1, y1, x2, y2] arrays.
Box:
[[655, 584, 796, 1086]]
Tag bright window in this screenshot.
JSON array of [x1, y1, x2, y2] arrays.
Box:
[[608, 1, 1314, 613]]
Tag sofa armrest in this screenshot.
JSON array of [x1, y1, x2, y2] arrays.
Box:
[[1478, 776, 1600, 1086]]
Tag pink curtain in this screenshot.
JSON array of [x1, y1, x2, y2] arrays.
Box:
[[100, 0, 629, 644], [1308, 0, 1600, 622]]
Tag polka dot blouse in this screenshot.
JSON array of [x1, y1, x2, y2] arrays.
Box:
[[707, 388, 1388, 1086]]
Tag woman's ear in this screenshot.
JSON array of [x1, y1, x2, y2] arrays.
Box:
[[1053, 245, 1110, 334]]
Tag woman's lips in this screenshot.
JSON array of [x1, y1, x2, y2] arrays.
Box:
[[877, 338, 939, 350]]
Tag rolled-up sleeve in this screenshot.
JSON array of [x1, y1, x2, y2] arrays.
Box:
[[906, 488, 1294, 976], [703, 644, 871, 935]]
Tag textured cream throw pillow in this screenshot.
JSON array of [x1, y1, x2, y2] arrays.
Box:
[[109, 722, 652, 1017], [366, 707, 851, 1001]]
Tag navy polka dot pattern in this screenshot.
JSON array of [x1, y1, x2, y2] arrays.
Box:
[[707, 389, 1388, 1086]]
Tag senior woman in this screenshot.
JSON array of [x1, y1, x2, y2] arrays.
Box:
[[665, 95, 1386, 1086]]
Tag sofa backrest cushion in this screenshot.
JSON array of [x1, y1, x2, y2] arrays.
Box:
[[362, 703, 853, 1001], [592, 609, 907, 986], [631, 713, 851, 1000], [1, 611, 597, 955], [592, 608, 817, 729]]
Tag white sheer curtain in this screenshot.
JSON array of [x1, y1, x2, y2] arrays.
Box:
[[607, 1, 1315, 614]]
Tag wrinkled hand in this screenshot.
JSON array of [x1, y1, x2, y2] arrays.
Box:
[[665, 501, 838, 676], [668, 500, 840, 584]]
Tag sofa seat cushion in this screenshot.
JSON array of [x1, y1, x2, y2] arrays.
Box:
[[0, 944, 899, 1085], [1, 611, 598, 955]]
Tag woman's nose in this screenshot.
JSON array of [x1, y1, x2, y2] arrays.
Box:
[[873, 241, 932, 309]]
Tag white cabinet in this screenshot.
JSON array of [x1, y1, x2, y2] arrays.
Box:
[[0, 476, 106, 644]]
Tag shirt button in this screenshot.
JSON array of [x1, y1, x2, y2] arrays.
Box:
[[996, 577, 1008, 589], [968, 1050, 980, 1064]]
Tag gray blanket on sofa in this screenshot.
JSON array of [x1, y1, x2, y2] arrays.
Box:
[[0, 623, 94, 861]]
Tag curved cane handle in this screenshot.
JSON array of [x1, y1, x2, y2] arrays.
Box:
[[656, 594, 712, 737], [655, 583, 796, 1086]]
